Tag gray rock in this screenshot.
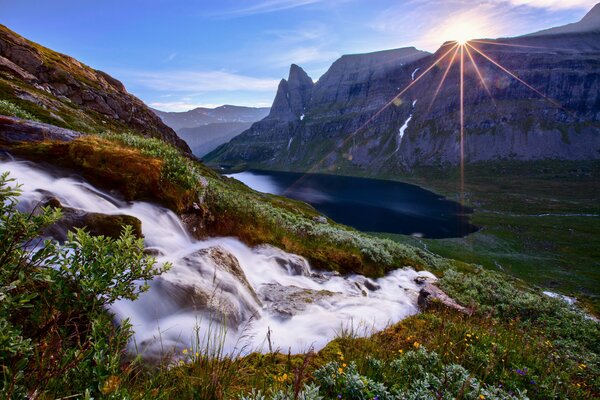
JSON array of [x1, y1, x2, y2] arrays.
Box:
[[312, 216, 328, 224], [0, 115, 81, 143], [255, 245, 312, 276], [159, 246, 262, 326], [258, 283, 338, 318], [39, 196, 143, 241], [417, 282, 470, 314]]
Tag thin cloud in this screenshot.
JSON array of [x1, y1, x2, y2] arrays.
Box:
[[124, 70, 279, 92], [163, 53, 177, 63], [213, 0, 326, 17], [502, 0, 598, 10], [265, 46, 340, 68]]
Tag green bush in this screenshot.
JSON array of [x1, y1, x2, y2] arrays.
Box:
[[0, 99, 38, 121], [0, 172, 169, 399]]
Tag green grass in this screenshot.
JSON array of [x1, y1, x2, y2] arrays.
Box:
[[373, 160, 600, 314]]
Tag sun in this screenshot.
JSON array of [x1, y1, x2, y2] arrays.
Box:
[[444, 23, 480, 45], [425, 9, 501, 48]]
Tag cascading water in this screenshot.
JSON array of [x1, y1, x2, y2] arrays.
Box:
[[1, 158, 436, 358]]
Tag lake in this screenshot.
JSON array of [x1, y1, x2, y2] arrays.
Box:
[[227, 170, 477, 239]]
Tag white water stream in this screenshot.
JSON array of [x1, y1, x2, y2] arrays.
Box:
[[1, 158, 435, 357]]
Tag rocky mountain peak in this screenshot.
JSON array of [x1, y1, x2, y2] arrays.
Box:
[[266, 64, 314, 121]]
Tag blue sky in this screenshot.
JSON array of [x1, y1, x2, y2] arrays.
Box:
[[0, 0, 596, 111]]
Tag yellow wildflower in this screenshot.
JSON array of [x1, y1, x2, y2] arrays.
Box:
[[413, 341, 420, 349], [182, 348, 188, 355], [338, 367, 344, 374]]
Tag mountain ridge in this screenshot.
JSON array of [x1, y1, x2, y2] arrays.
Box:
[[204, 8, 600, 174], [0, 24, 190, 153]]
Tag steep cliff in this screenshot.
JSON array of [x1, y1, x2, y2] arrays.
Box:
[[0, 24, 190, 153], [204, 8, 600, 174]]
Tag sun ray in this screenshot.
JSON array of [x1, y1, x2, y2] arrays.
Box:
[[466, 42, 563, 109], [428, 45, 460, 113], [465, 44, 496, 106], [459, 44, 465, 203]]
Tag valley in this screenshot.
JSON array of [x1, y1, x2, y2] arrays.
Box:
[[0, 2, 598, 399]]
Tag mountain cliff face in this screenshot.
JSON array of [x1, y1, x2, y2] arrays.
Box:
[[0, 25, 190, 152], [204, 9, 600, 175], [204, 47, 430, 170]]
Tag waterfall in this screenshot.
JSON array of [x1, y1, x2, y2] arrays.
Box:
[[1, 158, 435, 358]]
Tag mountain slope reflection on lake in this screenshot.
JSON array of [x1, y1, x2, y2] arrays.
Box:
[[227, 170, 477, 238]]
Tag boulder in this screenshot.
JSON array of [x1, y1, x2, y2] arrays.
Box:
[[40, 196, 143, 241], [255, 245, 312, 276], [417, 282, 470, 314], [155, 246, 262, 327], [258, 283, 338, 318]]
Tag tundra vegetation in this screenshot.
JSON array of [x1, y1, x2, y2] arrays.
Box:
[[0, 135, 598, 399]]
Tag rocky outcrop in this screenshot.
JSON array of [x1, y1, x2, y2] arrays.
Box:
[[205, 7, 600, 174], [0, 24, 190, 153], [40, 196, 143, 241], [0, 115, 81, 144], [417, 282, 470, 314]]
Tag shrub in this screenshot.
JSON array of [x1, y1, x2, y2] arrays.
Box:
[[0, 172, 169, 398], [0, 99, 38, 121]]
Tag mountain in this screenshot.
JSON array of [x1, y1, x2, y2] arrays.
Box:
[[153, 105, 270, 131], [527, 3, 600, 36], [153, 105, 269, 157], [0, 25, 189, 152], [177, 121, 253, 157], [204, 9, 600, 175]]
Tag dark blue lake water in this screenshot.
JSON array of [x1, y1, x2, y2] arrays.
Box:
[[227, 170, 477, 239]]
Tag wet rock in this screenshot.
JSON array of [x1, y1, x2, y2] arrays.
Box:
[[255, 245, 311, 276], [417, 282, 470, 314], [258, 283, 338, 318], [155, 246, 261, 326], [40, 196, 143, 241]]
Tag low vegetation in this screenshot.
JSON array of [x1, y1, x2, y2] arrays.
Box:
[[0, 133, 597, 399]]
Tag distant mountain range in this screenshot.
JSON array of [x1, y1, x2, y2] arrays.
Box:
[[204, 4, 600, 175], [153, 105, 269, 156]]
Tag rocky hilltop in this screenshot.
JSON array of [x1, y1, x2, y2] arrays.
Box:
[[0, 24, 190, 152], [204, 7, 600, 174]]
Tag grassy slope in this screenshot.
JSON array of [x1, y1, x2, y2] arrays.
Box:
[[369, 160, 600, 314], [2, 131, 598, 399]]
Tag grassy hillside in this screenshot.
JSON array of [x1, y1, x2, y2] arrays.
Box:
[[1, 130, 598, 399]]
